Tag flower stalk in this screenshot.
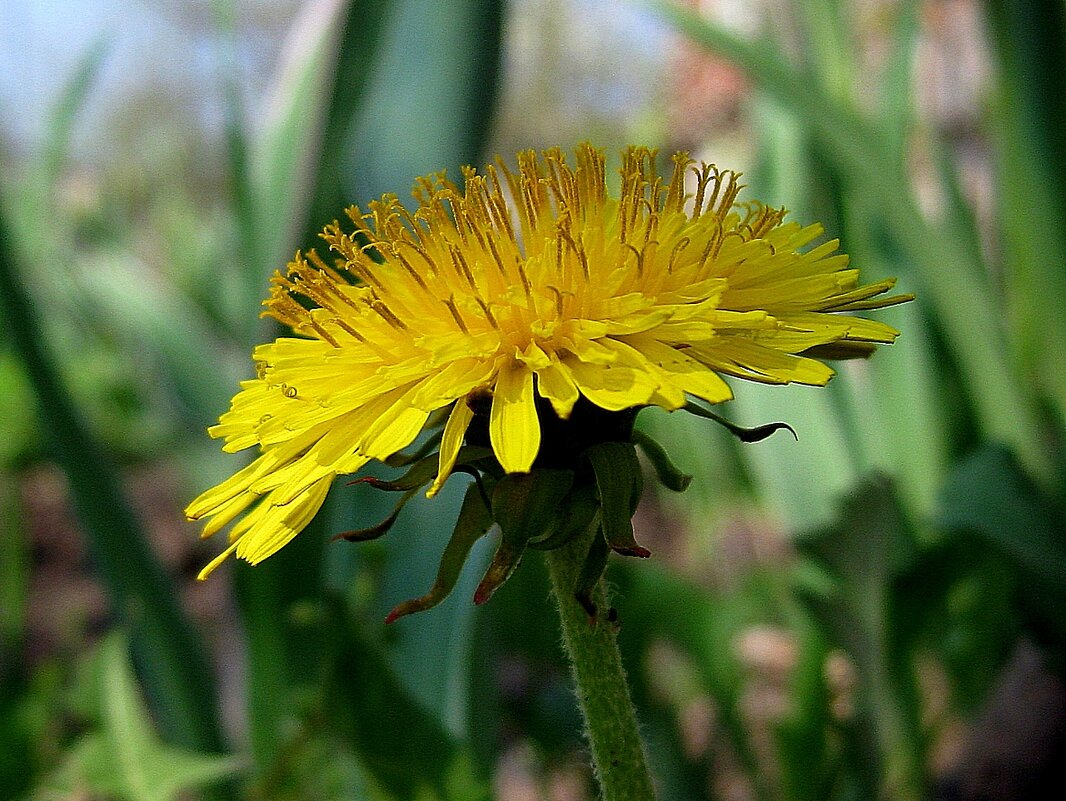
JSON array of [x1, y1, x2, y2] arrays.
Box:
[[545, 527, 656, 801]]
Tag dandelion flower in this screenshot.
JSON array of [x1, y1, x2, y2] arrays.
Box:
[[186, 144, 910, 584]]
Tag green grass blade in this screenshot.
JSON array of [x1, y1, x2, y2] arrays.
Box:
[[224, 0, 396, 777], [212, 0, 265, 325], [345, 0, 506, 202], [40, 37, 108, 185], [648, 0, 1051, 480], [0, 211, 224, 755], [984, 0, 1066, 428], [218, 0, 505, 778], [252, 0, 391, 268], [794, 0, 856, 102], [339, 0, 508, 735], [290, 0, 394, 254], [231, 539, 326, 773], [878, 0, 921, 160], [324, 597, 489, 800]]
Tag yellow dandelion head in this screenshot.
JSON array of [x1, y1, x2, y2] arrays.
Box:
[[186, 144, 910, 606]]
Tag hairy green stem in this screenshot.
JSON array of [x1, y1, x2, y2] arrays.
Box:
[[545, 535, 656, 801]]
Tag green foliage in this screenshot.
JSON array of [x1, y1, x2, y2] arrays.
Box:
[[795, 479, 925, 801], [937, 444, 1066, 655], [1, 193, 224, 760], [322, 599, 489, 801], [34, 634, 239, 801]]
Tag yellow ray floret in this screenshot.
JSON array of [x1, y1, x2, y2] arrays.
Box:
[[187, 144, 911, 576]]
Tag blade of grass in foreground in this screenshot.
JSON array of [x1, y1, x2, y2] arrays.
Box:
[[212, 0, 266, 329], [221, 0, 396, 776], [344, 0, 506, 202], [334, 0, 508, 740], [237, 0, 507, 764], [0, 210, 225, 756]]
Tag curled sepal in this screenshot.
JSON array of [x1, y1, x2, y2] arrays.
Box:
[[332, 488, 419, 542], [527, 483, 600, 551], [683, 401, 797, 443], [474, 470, 575, 604], [357, 445, 493, 493], [632, 429, 692, 492], [573, 529, 610, 619], [385, 483, 494, 623], [585, 442, 649, 558]]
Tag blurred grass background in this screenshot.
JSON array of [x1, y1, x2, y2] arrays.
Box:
[[2, 0, 1065, 799]]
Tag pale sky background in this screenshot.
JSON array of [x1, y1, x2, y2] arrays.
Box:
[[2, 0, 673, 166]]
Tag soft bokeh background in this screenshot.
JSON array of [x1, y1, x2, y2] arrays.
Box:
[[2, 1, 1065, 799]]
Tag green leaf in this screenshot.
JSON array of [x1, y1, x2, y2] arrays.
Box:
[[37, 633, 240, 801], [632, 429, 692, 492], [936, 444, 1066, 646], [894, 532, 1018, 711], [937, 445, 1065, 587], [794, 478, 925, 800]]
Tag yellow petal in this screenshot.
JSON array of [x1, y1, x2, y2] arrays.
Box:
[[622, 335, 733, 405], [199, 491, 259, 538], [490, 364, 540, 473], [428, 400, 475, 497], [236, 476, 332, 565], [360, 404, 430, 459], [408, 358, 493, 409], [690, 339, 835, 386], [197, 540, 241, 580], [535, 355, 579, 418], [185, 454, 278, 520], [566, 354, 659, 411]]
